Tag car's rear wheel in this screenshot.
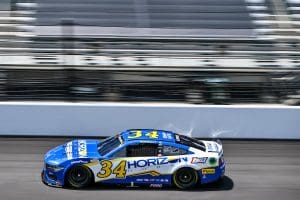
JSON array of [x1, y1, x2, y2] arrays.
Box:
[[173, 167, 198, 189], [66, 165, 92, 188]]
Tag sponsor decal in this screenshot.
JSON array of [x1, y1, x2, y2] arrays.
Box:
[[208, 157, 217, 165], [78, 140, 87, 157], [149, 184, 163, 188], [162, 132, 173, 140], [202, 168, 215, 174], [65, 142, 73, 160], [127, 157, 187, 169], [191, 157, 207, 164], [127, 157, 167, 169]]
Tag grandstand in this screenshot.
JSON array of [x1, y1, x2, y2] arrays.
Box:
[[0, 0, 299, 104], [33, 0, 255, 38]]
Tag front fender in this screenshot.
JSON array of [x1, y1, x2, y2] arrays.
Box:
[[62, 159, 92, 186]]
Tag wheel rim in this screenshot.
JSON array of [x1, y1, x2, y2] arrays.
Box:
[[178, 170, 193, 184], [68, 166, 90, 187], [174, 168, 197, 189]]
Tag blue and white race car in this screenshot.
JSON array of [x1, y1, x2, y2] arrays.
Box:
[[42, 129, 225, 189]]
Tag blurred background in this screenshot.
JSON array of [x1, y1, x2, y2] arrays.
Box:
[[0, 0, 300, 105]]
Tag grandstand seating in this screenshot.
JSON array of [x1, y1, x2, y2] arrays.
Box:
[[286, 0, 300, 28], [0, 0, 299, 104], [0, 0, 297, 73], [33, 0, 255, 38], [0, 0, 34, 55]]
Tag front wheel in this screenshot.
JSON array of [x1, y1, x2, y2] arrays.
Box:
[[66, 165, 93, 188], [173, 168, 199, 189]]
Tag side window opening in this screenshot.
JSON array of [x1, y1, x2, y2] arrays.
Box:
[[162, 145, 188, 156], [111, 143, 158, 158], [127, 143, 158, 157]]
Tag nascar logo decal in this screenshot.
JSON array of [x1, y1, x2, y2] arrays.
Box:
[[78, 140, 87, 157]]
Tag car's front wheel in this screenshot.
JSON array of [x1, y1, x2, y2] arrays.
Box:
[[173, 167, 199, 189], [66, 165, 93, 188]]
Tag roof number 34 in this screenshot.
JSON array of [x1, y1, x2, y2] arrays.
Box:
[[128, 130, 159, 139]]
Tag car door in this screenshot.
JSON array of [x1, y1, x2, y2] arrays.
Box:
[[92, 142, 160, 184], [121, 142, 161, 184]]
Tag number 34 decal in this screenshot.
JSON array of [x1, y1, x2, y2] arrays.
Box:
[[97, 160, 127, 178], [128, 130, 159, 139]]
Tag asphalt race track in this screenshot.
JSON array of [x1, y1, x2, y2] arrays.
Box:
[[0, 138, 300, 200]]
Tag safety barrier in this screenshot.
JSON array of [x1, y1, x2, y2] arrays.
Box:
[[0, 102, 299, 139]]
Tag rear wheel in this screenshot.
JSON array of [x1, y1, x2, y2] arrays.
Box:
[[66, 165, 92, 188], [173, 168, 198, 189]]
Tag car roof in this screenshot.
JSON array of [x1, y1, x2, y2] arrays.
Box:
[[121, 129, 176, 143]]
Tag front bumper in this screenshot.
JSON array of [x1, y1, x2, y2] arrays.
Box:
[[41, 169, 63, 188]]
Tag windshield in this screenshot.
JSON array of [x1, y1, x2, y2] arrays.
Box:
[[97, 135, 122, 155]]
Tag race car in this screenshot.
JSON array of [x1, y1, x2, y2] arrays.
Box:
[[42, 129, 225, 189]]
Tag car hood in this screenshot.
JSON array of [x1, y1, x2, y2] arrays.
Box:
[[44, 139, 100, 165]]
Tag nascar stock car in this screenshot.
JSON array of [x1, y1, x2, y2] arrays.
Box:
[[42, 129, 225, 189]]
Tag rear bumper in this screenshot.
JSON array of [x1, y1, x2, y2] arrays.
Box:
[[200, 162, 225, 184]]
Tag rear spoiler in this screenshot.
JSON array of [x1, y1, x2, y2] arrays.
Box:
[[214, 139, 222, 146], [205, 139, 223, 156]]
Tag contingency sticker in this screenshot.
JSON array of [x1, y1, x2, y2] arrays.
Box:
[[65, 141, 73, 160], [202, 168, 215, 174]]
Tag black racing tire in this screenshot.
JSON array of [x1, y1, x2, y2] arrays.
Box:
[[66, 165, 93, 188], [173, 167, 199, 189], [214, 175, 225, 185]]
